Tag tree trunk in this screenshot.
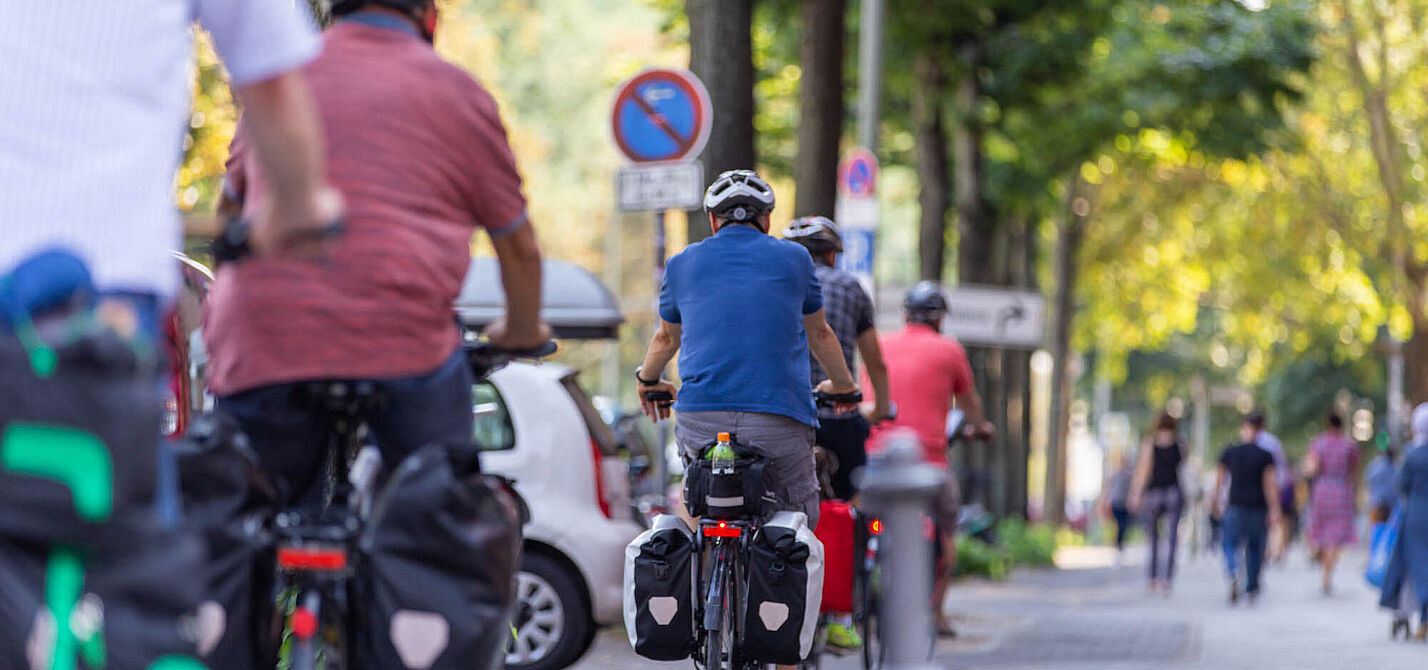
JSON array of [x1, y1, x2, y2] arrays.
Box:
[[1045, 176, 1089, 526], [1002, 215, 1033, 518], [911, 50, 948, 281], [952, 41, 993, 286], [793, 0, 845, 218], [686, 0, 757, 244]]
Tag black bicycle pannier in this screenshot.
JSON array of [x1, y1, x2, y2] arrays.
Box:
[[0, 332, 161, 546], [360, 444, 522, 670], [741, 511, 823, 665], [623, 514, 697, 660], [177, 414, 280, 670], [682, 438, 776, 519], [0, 510, 208, 669]]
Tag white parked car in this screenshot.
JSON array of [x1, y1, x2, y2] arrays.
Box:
[[477, 361, 644, 670]]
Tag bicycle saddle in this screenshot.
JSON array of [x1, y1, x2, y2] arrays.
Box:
[[290, 380, 390, 419]]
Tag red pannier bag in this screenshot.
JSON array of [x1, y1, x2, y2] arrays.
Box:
[[815, 500, 856, 614]]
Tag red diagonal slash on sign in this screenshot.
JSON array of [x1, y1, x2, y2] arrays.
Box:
[[630, 86, 696, 156]]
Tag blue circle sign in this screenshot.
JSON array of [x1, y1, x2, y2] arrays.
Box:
[[611, 69, 712, 164], [838, 148, 879, 197]]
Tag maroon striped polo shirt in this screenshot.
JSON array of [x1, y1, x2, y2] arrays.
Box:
[[206, 18, 527, 395]]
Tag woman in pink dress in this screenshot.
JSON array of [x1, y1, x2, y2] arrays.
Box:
[[1303, 410, 1360, 595]]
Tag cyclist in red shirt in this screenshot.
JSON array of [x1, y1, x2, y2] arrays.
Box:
[[865, 281, 992, 637]]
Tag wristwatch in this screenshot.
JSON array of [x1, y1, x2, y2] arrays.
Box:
[[634, 366, 660, 386]]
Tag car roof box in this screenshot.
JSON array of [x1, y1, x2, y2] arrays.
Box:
[[456, 258, 624, 340]]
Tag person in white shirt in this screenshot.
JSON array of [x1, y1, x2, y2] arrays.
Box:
[[0, 0, 341, 308]]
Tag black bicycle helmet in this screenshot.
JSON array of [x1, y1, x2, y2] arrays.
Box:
[[784, 215, 844, 255], [904, 281, 948, 321], [703, 169, 776, 225]]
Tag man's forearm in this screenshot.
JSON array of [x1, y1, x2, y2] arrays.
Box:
[[857, 331, 891, 413], [640, 322, 680, 377], [491, 224, 543, 337], [235, 72, 326, 222], [955, 390, 989, 426], [810, 323, 855, 387]]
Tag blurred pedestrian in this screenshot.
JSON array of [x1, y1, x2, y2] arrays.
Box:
[[1367, 442, 1400, 525], [1212, 417, 1283, 605], [1302, 410, 1360, 595], [1100, 451, 1135, 564], [1381, 404, 1428, 640], [1247, 411, 1296, 562], [1129, 412, 1184, 594]]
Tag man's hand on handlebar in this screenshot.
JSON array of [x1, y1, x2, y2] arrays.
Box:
[[639, 380, 677, 423], [814, 379, 861, 415], [864, 401, 895, 424], [251, 185, 346, 258], [483, 316, 554, 352], [963, 421, 996, 440]]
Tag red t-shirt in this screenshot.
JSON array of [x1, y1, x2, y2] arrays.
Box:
[[206, 20, 527, 395], [864, 324, 973, 464]]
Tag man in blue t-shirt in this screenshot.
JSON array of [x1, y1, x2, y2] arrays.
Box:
[[636, 170, 859, 528]]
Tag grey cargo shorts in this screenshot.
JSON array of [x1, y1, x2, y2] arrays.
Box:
[[676, 410, 820, 528]]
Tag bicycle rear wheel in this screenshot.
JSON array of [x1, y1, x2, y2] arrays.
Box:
[[858, 575, 881, 670]]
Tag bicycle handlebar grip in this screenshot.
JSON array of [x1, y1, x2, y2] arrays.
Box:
[[212, 218, 347, 265], [644, 390, 674, 405], [814, 390, 863, 406]]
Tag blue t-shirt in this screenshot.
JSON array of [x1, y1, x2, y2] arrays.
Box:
[[659, 224, 823, 427]]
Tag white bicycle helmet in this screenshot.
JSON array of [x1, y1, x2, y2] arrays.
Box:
[[703, 169, 776, 224], [784, 215, 843, 254]]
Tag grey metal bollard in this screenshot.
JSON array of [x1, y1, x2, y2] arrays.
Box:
[[860, 432, 946, 670]]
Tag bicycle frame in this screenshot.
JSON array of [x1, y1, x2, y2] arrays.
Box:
[[696, 517, 754, 670]]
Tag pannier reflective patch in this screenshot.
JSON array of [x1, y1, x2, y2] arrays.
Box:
[[706, 496, 744, 507], [391, 610, 450, 669], [757, 602, 789, 631], [195, 601, 226, 657], [649, 597, 680, 625]]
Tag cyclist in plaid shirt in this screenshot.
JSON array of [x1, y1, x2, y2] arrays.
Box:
[[786, 216, 892, 502], [785, 216, 890, 651]]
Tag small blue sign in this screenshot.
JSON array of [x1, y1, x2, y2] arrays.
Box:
[[612, 70, 711, 164], [839, 227, 876, 281]]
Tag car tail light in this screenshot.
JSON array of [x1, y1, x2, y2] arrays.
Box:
[[590, 439, 612, 519], [277, 546, 348, 572], [702, 521, 741, 538]]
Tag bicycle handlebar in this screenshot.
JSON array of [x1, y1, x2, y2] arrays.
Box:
[[814, 390, 863, 407], [465, 339, 558, 379], [211, 218, 347, 266]]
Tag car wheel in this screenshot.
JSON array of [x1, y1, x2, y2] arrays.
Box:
[[506, 552, 595, 670]]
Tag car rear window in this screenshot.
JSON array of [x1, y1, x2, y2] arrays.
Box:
[[560, 373, 619, 455], [473, 380, 515, 451]]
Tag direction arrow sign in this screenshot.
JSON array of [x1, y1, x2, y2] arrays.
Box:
[[941, 286, 1047, 349], [610, 69, 712, 164]]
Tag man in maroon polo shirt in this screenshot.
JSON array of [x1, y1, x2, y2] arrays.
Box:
[[208, 0, 550, 503]]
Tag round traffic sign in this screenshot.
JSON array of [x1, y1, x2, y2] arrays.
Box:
[[611, 68, 712, 164], [838, 148, 879, 197]]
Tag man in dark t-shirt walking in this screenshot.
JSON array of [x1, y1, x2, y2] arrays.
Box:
[[1212, 416, 1284, 604]]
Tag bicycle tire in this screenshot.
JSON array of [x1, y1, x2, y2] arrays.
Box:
[[859, 580, 881, 670]]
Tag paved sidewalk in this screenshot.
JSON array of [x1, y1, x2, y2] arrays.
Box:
[[940, 543, 1424, 669], [573, 542, 1425, 669]]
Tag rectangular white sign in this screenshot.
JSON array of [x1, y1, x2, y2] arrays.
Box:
[[616, 162, 704, 212], [942, 286, 1047, 349]]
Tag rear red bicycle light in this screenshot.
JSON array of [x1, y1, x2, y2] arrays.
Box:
[[291, 607, 318, 639], [278, 546, 348, 572], [702, 521, 741, 538], [870, 519, 882, 535]]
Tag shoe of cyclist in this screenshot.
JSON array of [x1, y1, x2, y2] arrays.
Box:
[[825, 620, 863, 650]]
